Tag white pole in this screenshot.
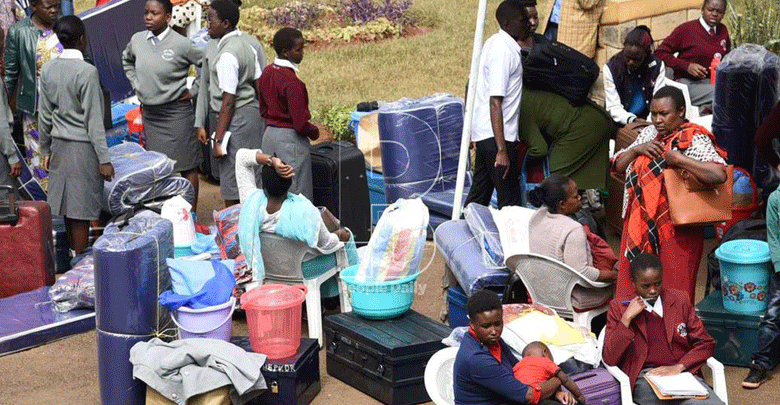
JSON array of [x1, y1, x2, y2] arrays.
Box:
[[452, 0, 488, 220]]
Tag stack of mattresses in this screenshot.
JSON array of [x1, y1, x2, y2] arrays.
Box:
[[713, 44, 780, 190]]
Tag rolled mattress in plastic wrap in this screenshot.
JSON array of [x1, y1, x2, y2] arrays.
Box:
[[93, 216, 174, 335], [433, 220, 509, 296], [103, 142, 195, 215], [713, 44, 780, 171], [97, 329, 149, 405], [377, 94, 464, 185]]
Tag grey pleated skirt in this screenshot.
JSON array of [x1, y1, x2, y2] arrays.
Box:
[[261, 126, 313, 201], [209, 103, 265, 201], [142, 99, 202, 173], [47, 138, 102, 220]]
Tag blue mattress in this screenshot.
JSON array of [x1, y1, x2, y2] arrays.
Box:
[[463, 203, 504, 269], [93, 215, 174, 335], [433, 220, 509, 296], [378, 94, 464, 185], [0, 287, 95, 356], [104, 142, 193, 215]]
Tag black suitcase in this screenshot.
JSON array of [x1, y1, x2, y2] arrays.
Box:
[[310, 141, 371, 244], [324, 310, 452, 405], [232, 336, 321, 405]]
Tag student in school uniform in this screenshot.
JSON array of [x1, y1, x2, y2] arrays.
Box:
[[193, 0, 266, 181], [195, 0, 262, 207], [39, 15, 114, 254], [258, 27, 318, 201], [122, 0, 204, 211]]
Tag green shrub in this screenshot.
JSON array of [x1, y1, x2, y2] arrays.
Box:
[[727, 0, 780, 54], [315, 105, 356, 143]]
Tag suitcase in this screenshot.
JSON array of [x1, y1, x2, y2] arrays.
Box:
[[696, 291, 762, 367], [0, 186, 55, 298], [310, 141, 371, 244], [567, 367, 621, 405], [324, 310, 452, 405], [231, 337, 321, 405]]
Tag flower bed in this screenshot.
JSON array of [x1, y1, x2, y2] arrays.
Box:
[[239, 0, 420, 48]]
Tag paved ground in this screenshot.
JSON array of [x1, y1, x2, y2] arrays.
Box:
[[0, 179, 777, 404]]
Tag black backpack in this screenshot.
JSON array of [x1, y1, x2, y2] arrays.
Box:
[[523, 41, 599, 106], [706, 219, 767, 294]]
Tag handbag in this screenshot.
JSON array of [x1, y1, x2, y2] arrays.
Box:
[[664, 165, 733, 226]]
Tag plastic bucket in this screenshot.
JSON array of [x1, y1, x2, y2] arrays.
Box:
[[171, 297, 235, 341], [715, 239, 772, 314], [241, 284, 307, 359], [339, 264, 420, 320]]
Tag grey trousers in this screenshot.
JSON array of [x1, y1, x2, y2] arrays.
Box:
[[633, 369, 725, 405], [678, 78, 715, 108]]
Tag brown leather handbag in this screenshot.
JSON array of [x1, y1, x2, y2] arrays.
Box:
[[664, 165, 733, 226]]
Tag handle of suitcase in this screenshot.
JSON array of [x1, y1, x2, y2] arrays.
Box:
[[0, 185, 18, 224]]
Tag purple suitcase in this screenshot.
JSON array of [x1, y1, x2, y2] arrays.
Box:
[[569, 367, 621, 405]]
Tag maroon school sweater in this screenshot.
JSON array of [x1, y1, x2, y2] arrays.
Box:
[[654, 19, 731, 80]]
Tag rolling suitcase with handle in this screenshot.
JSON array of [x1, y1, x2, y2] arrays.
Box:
[[0, 185, 55, 298], [310, 141, 371, 244]]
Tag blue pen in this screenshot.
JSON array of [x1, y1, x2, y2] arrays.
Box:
[[621, 300, 632, 305]]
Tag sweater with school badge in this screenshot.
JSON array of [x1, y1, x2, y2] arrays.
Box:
[[38, 49, 110, 164], [122, 28, 203, 106]]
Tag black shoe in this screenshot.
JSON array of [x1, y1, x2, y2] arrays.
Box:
[[742, 363, 767, 389]]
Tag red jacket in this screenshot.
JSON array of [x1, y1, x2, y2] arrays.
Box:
[[601, 289, 715, 388]]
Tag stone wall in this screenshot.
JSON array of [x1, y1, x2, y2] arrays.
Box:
[[591, 0, 703, 105]]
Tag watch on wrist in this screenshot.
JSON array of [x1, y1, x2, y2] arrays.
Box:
[[265, 156, 274, 167]]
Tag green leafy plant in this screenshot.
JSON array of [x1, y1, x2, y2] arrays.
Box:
[[727, 0, 780, 54], [316, 105, 356, 143]]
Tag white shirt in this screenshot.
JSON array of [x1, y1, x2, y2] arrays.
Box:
[[146, 26, 170, 46], [644, 295, 663, 317], [471, 29, 523, 143], [603, 59, 668, 125], [699, 16, 717, 35], [273, 57, 299, 73], [215, 29, 262, 94], [58, 49, 83, 61]]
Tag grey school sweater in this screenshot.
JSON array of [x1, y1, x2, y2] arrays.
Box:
[[194, 31, 266, 128], [0, 82, 18, 166], [38, 50, 109, 164], [195, 31, 258, 128], [122, 28, 203, 106]]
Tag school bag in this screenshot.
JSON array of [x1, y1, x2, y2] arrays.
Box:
[[523, 41, 599, 106], [706, 219, 767, 294]]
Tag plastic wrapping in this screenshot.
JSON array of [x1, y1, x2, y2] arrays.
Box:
[[93, 216, 174, 335], [713, 44, 780, 173], [463, 203, 504, 269], [213, 205, 251, 286], [49, 256, 95, 312], [104, 142, 195, 215], [433, 220, 509, 296], [97, 329, 149, 405], [377, 94, 465, 189], [0, 287, 95, 356], [357, 198, 428, 282]]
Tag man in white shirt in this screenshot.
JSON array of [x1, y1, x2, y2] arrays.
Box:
[[465, 0, 531, 208]]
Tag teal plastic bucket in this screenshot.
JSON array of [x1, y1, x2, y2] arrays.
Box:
[[340, 264, 420, 320], [174, 246, 194, 258], [715, 239, 772, 314]]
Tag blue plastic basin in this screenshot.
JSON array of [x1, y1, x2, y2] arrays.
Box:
[[715, 239, 772, 314], [339, 264, 420, 320]]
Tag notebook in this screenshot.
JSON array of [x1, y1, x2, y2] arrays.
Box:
[[646, 372, 709, 399]]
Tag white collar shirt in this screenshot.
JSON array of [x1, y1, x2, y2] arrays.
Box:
[[699, 17, 717, 35], [146, 26, 171, 46], [58, 49, 84, 60], [471, 29, 523, 143], [273, 57, 300, 73], [644, 296, 663, 317]]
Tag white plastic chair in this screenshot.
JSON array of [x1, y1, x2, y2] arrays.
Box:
[[597, 327, 728, 405], [253, 232, 351, 347], [508, 253, 612, 330], [235, 148, 352, 347], [424, 347, 459, 405]]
